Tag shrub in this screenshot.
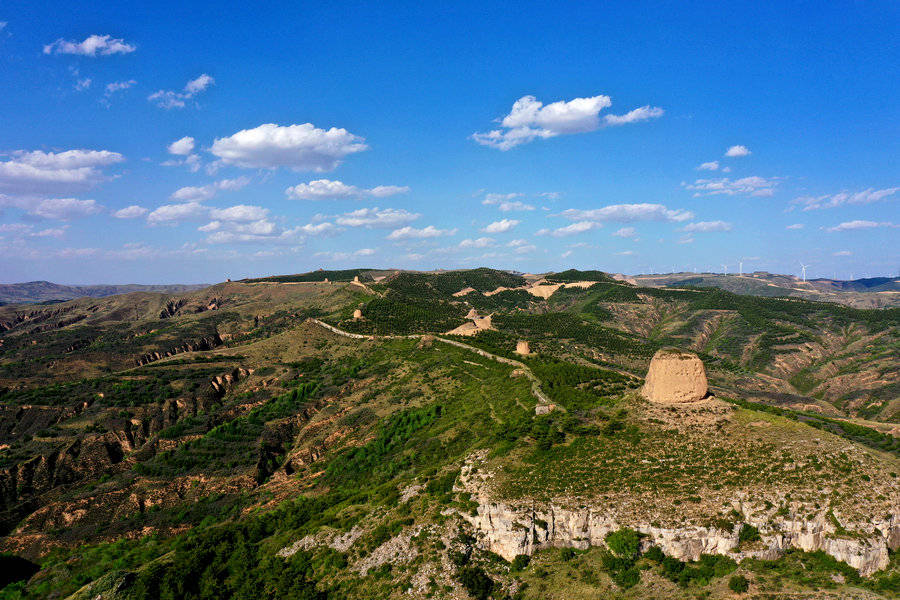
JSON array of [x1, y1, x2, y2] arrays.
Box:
[[458, 566, 495, 600], [739, 524, 761, 544], [729, 574, 750, 593], [605, 528, 641, 561], [510, 554, 531, 571]]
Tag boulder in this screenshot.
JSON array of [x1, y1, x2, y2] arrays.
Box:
[[515, 340, 531, 355], [642, 349, 708, 403]]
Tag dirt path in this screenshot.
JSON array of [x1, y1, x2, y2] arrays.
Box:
[[308, 318, 555, 413]]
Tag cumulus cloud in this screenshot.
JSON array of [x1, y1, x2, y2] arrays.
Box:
[[792, 187, 899, 211], [44, 34, 135, 56], [148, 74, 214, 109], [387, 225, 456, 240], [826, 220, 896, 232], [458, 237, 495, 248], [538, 221, 601, 237], [560, 203, 693, 223], [612, 227, 636, 238], [147, 201, 208, 225], [725, 145, 751, 157], [0, 149, 124, 195], [299, 222, 338, 236], [105, 79, 136, 96], [170, 177, 250, 201], [786, 223, 805, 230], [681, 220, 733, 233], [603, 105, 665, 126], [113, 205, 148, 219], [167, 136, 196, 156], [211, 123, 367, 171], [285, 178, 409, 200], [336, 207, 419, 228], [208, 204, 268, 222], [697, 161, 719, 171], [683, 176, 777, 197], [482, 218, 519, 233], [482, 193, 535, 211], [30, 198, 102, 220], [472, 94, 662, 150]]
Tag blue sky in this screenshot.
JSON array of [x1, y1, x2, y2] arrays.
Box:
[[0, 1, 897, 284]]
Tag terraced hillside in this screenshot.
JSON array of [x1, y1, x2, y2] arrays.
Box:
[[0, 269, 896, 599]]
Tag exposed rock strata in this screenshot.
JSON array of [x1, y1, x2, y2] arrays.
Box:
[[456, 459, 898, 577]]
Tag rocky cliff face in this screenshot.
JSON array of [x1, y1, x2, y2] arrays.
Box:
[[456, 458, 899, 577], [642, 348, 708, 403]]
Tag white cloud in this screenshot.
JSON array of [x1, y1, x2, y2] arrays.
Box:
[[209, 204, 268, 222], [677, 235, 695, 244], [826, 220, 896, 232], [458, 237, 495, 248], [482, 218, 519, 233], [833, 250, 852, 256], [603, 105, 664, 126], [472, 94, 662, 150], [560, 203, 693, 223], [513, 243, 536, 254], [336, 207, 419, 228], [44, 34, 135, 56], [148, 73, 214, 109], [30, 198, 102, 220], [170, 176, 249, 201], [184, 74, 214, 95], [538, 221, 601, 237], [211, 123, 367, 171], [612, 226, 636, 238], [482, 193, 535, 212], [387, 225, 456, 240], [681, 220, 732, 232], [683, 176, 777, 197], [792, 187, 899, 211], [75, 78, 92, 91], [725, 145, 751, 157], [0, 224, 32, 234], [786, 223, 805, 230], [113, 205, 148, 219], [32, 227, 67, 238], [0, 149, 123, 195], [167, 136, 196, 156], [285, 178, 408, 200], [105, 79, 136, 95], [299, 222, 338, 236], [147, 201, 207, 225], [697, 161, 719, 171], [615, 250, 635, 256]]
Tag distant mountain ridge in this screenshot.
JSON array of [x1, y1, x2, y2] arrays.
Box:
[[0, 280, 209, 305]]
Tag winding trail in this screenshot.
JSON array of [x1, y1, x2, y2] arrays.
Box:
[[308, 319, 555, 413]]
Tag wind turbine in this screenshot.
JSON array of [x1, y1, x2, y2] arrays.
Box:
[[799, 261, 809, 282], [722, 264, 728, 276]]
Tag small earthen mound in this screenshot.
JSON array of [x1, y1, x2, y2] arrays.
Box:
[[515, 340, 531, 355], [642, 348, 708, 403], [352, 309, 363, 320], [417, 335, 434, 349]]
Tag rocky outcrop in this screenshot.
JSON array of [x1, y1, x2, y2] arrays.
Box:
[[515, 341, 531, 355], [456, 459, 898, 577], [135, 333, 223, 366], [642, 348, 708, 403]]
